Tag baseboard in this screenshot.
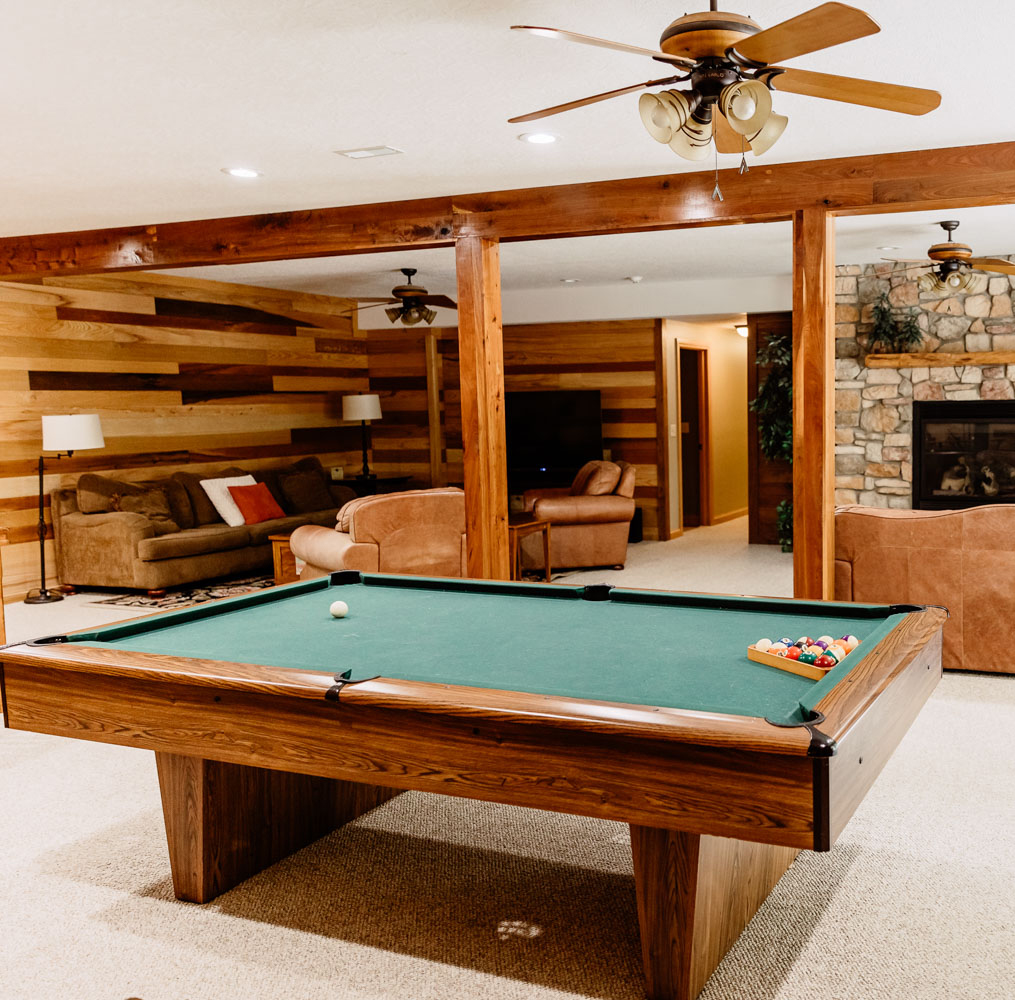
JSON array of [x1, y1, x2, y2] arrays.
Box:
[[710, 507, 749, 526], [667, 529, 683, 540]]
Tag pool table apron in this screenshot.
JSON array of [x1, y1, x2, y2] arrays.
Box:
[[2, 612, 943, 1000]]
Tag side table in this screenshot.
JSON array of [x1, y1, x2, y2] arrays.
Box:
[[269, 533, 299, 585], [507, 514, 551, 583]]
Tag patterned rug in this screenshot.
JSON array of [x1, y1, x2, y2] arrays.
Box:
[[88, 573, 275, 610]]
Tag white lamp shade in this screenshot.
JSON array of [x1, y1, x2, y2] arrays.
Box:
[[42, 414, 104, 452], [342, 394, 382, 422]]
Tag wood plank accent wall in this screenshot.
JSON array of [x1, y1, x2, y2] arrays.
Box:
[[0, 273, 366, 600], [367, 318, 665, 541]]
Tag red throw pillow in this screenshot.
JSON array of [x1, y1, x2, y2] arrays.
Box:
[[227, 482, 285, 524]]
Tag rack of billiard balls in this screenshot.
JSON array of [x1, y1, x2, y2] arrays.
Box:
[[747, 634, 860, 681]]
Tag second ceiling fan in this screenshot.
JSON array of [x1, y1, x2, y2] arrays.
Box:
[[344, 268, 457, 326], [509, 1, 941, 161]]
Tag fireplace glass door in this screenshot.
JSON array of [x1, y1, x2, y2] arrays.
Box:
[[914, 401, 1015, 509]]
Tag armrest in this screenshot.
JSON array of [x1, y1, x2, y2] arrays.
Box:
[[60, 510, 155, 540], [289, 524, 379, 573], [57, 511, 155, 587], [521, 487, 570, 512], [834, 558, 853, 602], [532, 495, 635, 525]]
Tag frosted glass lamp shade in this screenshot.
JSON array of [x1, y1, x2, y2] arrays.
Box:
[[342, 394, 382, 422], [42, 414, 105, 452]]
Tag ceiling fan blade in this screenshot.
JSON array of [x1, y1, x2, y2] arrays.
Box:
[[882, 258, 933, 264], [350, 296, 398, 302], [509, 75, 684, 123], [511, 26, 695, 69], [419, 294, 458, 309], [967, 257, 1015, 275], [766, 68, 941, 115], [340, 301, 396, 314], [733, 2, 878, 65], [713, 110, 744, 155]]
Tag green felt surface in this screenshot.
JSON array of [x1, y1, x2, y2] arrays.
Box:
[[69, 576, 901, 725]]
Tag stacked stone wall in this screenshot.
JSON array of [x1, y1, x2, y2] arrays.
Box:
[[834, 260, 1015, 507]]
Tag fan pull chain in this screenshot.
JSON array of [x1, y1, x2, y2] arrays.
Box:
[[739, 134, 749, 175], [711, 145, 724, 202]]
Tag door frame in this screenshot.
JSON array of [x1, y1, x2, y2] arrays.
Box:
[[676, 343, 712, 531]]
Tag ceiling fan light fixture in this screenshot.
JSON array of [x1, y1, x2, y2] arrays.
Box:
[[745, 111, 788, 156], [667, 118, 713, 161], [422, 307, 438, 324], [385, 306, 403, 323], [719, 80, 772, 136], [639, 89, 698, 144]]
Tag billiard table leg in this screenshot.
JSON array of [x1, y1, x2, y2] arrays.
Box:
[[630, 825, 798, 1000], [155, 752, 401, 903]]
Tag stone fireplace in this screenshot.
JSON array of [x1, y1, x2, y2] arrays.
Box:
[[834, 260, 1015, 509]]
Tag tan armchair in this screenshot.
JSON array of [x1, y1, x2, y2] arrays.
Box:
[[520, 460, 637, 571], [289, 488, 467, 580]]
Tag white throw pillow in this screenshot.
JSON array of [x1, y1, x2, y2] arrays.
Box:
[[199, 475, 257, 527]]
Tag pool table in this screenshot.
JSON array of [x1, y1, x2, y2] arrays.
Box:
[[1, 572, 946, 1000]]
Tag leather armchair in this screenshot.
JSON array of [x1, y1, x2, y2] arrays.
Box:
[[289, 487, 467, 580], [520, 460, 637, 571], [834, 503, 1015, 674]]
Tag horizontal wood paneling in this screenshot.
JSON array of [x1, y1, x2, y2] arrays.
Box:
[[0, 275, 366, 600], [367, 320, 664, 539]]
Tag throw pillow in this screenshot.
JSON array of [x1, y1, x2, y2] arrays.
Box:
[[279, 469, 334, 514], [114, 488, 180, 535], [199, 475, 257, 527], [172, 471, 225, 525], [228, 482, 285, 524], [77, 473, 144, 514], [142, 478, 195, 530]]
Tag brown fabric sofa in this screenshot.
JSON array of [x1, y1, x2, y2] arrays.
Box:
[[290, 488, 467, 580], [834, 504, 1015, 673], [520, 460, 637, 571], [53, 457, 356, 593]]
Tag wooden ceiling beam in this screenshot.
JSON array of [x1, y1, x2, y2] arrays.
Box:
[[2, 142, 1015, 280]]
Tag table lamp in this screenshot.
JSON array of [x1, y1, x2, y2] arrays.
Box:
[[25, 414, 105, 605], [342, 394, 382, 479]]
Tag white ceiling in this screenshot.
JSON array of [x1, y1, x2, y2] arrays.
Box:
[[3, 1, 1013, 314]]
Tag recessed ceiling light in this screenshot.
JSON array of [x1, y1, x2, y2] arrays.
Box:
[[221, 167, 261, 179], [334, 146, 403, 159], [877, 245, 901, 251], [735, 325, 749, 338], [518, 132, 558, 144], [560, 278, 580, 284], [626, 275, 644, 283]]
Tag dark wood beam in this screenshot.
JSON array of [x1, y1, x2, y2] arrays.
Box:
[[3, 142, 1015, 280], [455, 236, 509, 580], [792, 208, 835, 600]]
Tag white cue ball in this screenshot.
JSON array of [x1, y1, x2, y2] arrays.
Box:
[[329, 600, 349, 619]]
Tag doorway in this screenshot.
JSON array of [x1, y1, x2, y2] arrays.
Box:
[[678, 345, 711, 529]]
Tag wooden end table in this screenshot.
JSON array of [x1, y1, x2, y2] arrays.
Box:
[[269, 533, 299, 585], [508, 514, 551, 583]]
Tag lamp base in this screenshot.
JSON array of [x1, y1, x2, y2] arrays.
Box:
[[24, 589, 64, 605]]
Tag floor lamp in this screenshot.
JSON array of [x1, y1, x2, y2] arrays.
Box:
[[343, 394, 382, 480], [25, 414, 105, 605]]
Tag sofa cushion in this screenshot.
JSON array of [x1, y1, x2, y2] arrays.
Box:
[[279, 469, 334, 514], [229, 482, 286, 524], [200, 475, 257, 526], [77, 473, 145, 514], [136, 524, 251, 562], [244, 508, 341, 546], [145, 478, 195, 530], [171, 467, 249, 525], [115, 488, 179, 535], [571, 461, 621, 496]]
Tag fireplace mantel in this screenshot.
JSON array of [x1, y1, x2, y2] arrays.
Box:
[[866, 351, 1015, 369]]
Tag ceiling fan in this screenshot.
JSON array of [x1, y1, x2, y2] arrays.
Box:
[[343, 268, 457, 326], [883, 221, 1015, 292], [509, 1, 941, 162]]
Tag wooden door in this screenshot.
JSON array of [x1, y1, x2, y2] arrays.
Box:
[[677, 346, 711, 530]]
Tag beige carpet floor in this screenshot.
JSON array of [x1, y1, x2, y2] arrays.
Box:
[[2, 671, 1013, 1000]]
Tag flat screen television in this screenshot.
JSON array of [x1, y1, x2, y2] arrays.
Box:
[[505, 390, 603, 490]]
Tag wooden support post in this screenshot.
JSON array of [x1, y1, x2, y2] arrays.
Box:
[[792, 208, 835, 600], [424, 330, 446, 488], [455, 236, 509, 580]]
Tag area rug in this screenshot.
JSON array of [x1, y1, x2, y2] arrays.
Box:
[[88, 573, 275, 610]]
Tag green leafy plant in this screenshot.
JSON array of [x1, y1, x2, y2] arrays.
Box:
[[776, 499, 793, 553], [869, 292, 923, 353], [749, 331, 793, 462]]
